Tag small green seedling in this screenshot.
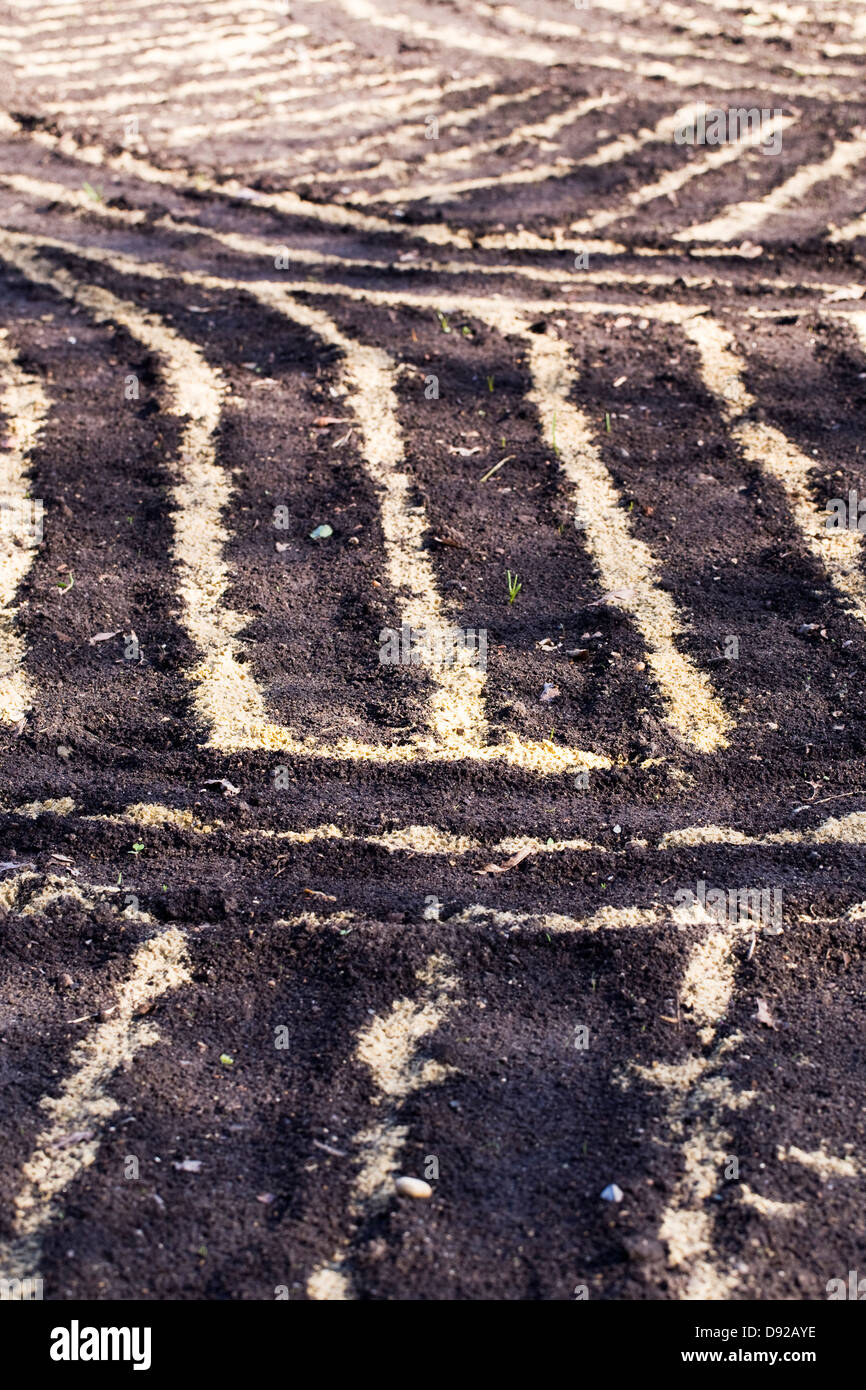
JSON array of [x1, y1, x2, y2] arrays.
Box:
[[506, 570, 522, 605], [129, 842, 144, 856]]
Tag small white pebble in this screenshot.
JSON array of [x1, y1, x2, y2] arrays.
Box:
[[395, 1176, 433, 1199], [601, 1183, 623, 1203]]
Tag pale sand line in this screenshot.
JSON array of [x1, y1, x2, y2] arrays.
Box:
[[0, 859, 660, 936], [0, 230, 288, 755], [833, 308, 866, 380], [27, 43, 355, 110], [497, 294, 866, 622], [0, 229, 604, 774], [307, 953, 457, 1300], [14, 799, 863, 855], [680, 313, 866, 627], [578, 101, 704, 172], [630, 922, 755, 1299], [14, 9, 297, 61], [161, 74, 494, 149], [87, 805, 866, 855], [243, 278, 490, 756], [87, 803, 599, 856], [450, 903, 662, 933], [8, 120, 866, 288], [17, 22, 311, 78], [0, 171, 680, 291], [16, 800, 866, 850], [295, 84, 552, 185], [182, 78, 542, 179], [36, 53, 369, 115], [344, 93, 620, 205], [2, 229, 475, 756], [476, 1, 866, 81], [16, 30, 310, 85], [739, 1186, 804, 1219], [14, 191, 857, 402], [0, 927, 190, 1288], [0, 867, 147, 920], [206, 81, 567, 182], [660, 810, 866, 848], [2, 224, 854, 764], [0, 0, 287, 33], [550, 0, 858, 36], [0, 221, 856, 761], [10, 166, 866, 302], [330, 0, 558, 63], [10, 168, 866, 304], [0, 229, 481, 754], [329, 0, 859, 95], [0, 332, 50, 723], [570, 113, 796, 236], [777, 1145, 861, 1179], [0, 114, 473, 251], [0, 796, 76, 820], [6, 0, 300, 18], [524, 328, 731, 753], [677, 128, 866, 243], [0, 174, 148, 224], [9, 1, 294, 49], [472, 1, 769, 72], [23, 233, 556, 767], [828, 209, 866, 243]]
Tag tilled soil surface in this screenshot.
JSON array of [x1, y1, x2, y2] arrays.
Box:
[[1, 0, 866, 1302]]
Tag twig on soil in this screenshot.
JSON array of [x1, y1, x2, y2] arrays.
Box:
[[792, 791, 866, 813], [478, 846, 533, 875], [479, 455, 514, 483], [67, 1005, 117, 1025]]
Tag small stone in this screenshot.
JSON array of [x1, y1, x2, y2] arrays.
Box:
[[309, 524, 333, 540], [395, 1176, 433, 1199], [601, 1183, 624, 1203], [56, 745, 71, 759]]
